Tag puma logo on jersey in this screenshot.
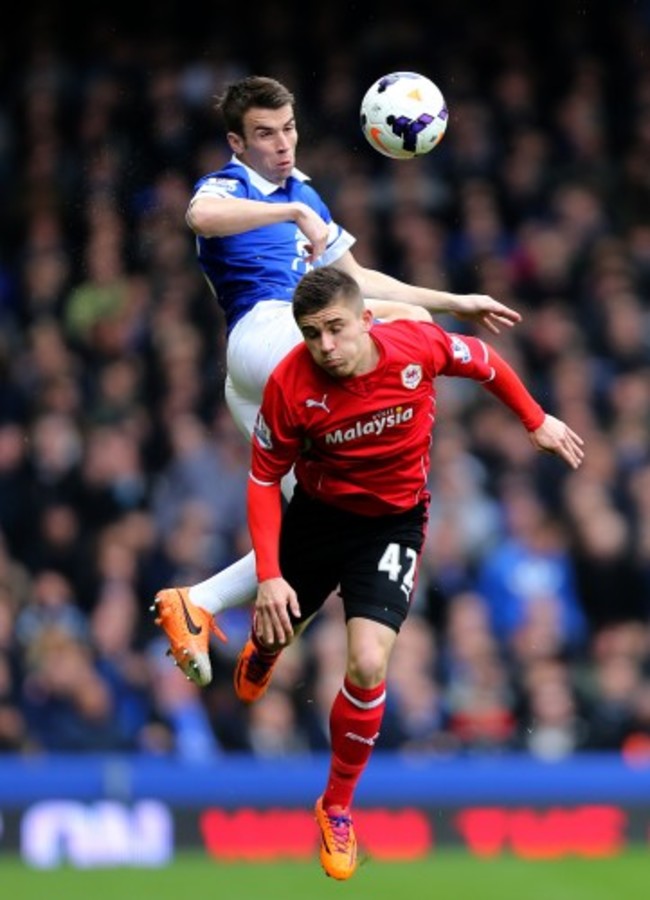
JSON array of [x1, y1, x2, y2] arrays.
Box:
[[305, 394, 330, 413]]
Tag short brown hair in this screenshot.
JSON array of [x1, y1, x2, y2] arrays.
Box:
[[216, 76, 295, 135], [293, 268, 363, 322]]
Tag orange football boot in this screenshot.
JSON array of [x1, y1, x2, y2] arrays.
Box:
[[233, 637, 280, 703], [153, 587, 226, 687], [314, 796, 358, 880]]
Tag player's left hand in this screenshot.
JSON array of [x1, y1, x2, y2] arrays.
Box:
[[254, 577, 301, 647], [451, 294, 523, 334], [529, 414, 585, 469]]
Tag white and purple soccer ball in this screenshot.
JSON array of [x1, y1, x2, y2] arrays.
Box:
[[360, 71, 448, 159]]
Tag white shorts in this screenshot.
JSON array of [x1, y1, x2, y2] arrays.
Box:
[[225, 301, 302, 501], [225, 300, 302, 440]]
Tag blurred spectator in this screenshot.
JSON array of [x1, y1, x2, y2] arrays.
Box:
[[515, 658, 590, 760], [146, 637, 221, 761], [388, 613, 449, 752], [20, 626, 129, 752], [23, 502, 88, 596], [78, 423, 148, 530], [585, 651, 642, 750], [475, 481, 588, 659], [622, 683, 650, 765], [243, 687, 310, 756], [0, 424, 31, 553], [0, 654, 26, 751], [24, 412, 83, 519], [569, 499, 646, 629], [150, 409, 249, 576], [14, 570, 87, 650], [445, 639, 517, 755], [0, 585, 27, 751], [420, 423, 503, 622], [89, 580, 157, 748]]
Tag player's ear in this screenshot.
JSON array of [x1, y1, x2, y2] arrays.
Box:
[[361, 306, 374, 330], [227, 131, 244, 154]]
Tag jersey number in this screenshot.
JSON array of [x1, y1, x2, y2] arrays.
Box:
[[378, 544, 418, 600]]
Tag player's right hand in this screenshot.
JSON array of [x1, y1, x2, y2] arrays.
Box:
[[293, 203, 330, 262], [449, 293, 523, 334]]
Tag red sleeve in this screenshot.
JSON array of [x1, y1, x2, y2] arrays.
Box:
[[248, 369, 301, 582], [479, 340, 545, 431], [247, 476, 283, 582], [441, 333, 545, 432]]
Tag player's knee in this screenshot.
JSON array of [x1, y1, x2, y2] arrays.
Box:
[[347, 645, 388, 688]]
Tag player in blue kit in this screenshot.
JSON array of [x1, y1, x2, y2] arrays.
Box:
[[153, 75, 524, 686]]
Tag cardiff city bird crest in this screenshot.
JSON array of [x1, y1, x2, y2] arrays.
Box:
[[401, 364, 422, 390]]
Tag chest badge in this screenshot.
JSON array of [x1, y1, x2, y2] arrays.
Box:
[[401, 364, 422, 390]]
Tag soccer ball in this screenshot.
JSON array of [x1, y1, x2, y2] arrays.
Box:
[[360, 71, 448, 159]]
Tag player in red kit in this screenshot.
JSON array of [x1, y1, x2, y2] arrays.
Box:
[[236, 267, 585, 881]]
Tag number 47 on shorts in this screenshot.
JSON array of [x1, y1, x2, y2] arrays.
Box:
[[377, 543, 418, 600]]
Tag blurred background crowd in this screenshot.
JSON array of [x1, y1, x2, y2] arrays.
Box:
[[0, 0, 649, 763]]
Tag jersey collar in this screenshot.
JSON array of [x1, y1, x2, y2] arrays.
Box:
[[230, 155, 310, 195]]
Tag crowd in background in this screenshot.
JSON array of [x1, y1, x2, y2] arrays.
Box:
[[0, 1, 649, 762]]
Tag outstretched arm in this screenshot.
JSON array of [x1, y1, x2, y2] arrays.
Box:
[[333, 252, 521, 334], [464, 337, 585, 470]]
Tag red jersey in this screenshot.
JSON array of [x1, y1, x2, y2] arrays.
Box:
[[250, 319, 544, 517]]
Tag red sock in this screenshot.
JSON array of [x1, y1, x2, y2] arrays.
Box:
[[323, 675, 386, 810]]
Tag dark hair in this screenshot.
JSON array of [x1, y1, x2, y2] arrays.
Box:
[[216, 76, 295, 135], [293, 268, 363, 322]]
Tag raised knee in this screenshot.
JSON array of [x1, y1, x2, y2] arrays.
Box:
[[347, 647, 386, 688]]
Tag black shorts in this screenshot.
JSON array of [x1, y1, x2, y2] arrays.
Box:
[[279, 486, 428, 633]]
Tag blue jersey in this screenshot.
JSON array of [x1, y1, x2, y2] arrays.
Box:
[[190, 157, 356, 334]]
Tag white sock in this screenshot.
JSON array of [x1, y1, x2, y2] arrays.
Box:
[[187, 469, 297, 616], [189, 551, 258, 614]]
